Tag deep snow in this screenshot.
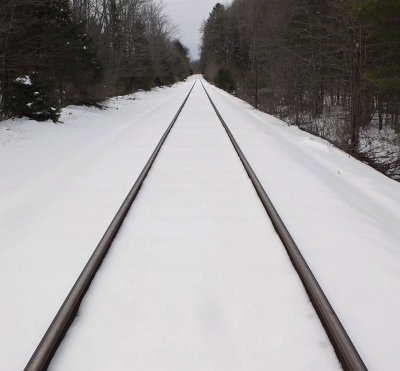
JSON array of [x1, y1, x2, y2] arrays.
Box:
[[0, 76, 399, 370]]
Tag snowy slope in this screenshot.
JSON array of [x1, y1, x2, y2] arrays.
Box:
[[0, 76, 399, 370]]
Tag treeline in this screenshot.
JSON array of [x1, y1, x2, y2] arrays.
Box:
[[200, 0, 400, 159], [0, 0, 192, 122]]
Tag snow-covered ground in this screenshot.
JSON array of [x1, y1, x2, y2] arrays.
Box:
[[0, 76, 399, 370]]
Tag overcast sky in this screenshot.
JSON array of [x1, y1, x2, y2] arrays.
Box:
[[162, 0, 229, 60]]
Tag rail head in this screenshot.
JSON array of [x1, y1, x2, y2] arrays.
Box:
[[200, 79, 367, 371]]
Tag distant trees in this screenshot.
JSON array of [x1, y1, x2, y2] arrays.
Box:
[[214, 67, 236, 93], [200, 0, 400, 161], [354, 0, 400, 131], [0, 0, 191, 121]]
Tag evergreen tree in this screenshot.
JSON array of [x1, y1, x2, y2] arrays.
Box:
[[172, 40, 191, 81], [214, 68, 236, 93], [200, 3, 229, 74], [2, 0, 102, 120], [354, 0, 400, 92], [8, 73, 60, 122]]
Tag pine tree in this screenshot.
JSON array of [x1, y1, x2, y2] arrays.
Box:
[[8, 73, 60, 122], [200, 3, 229, 73], [353, 0, 400, 131], [354, 0, 400, 91], [2, 0, 102, 121]]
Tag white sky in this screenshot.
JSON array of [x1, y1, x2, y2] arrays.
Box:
[[162, 0, 229, 60]]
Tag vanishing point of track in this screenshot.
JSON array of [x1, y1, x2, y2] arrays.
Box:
[[25, 79, 367, 371]]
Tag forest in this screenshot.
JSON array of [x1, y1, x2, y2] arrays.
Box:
[[0, 0, 192, 122], [200, 0, 400, 180]]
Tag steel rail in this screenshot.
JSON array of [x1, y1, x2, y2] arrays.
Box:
[[25, 80, 197, 371], [200, 79, 367, 371]]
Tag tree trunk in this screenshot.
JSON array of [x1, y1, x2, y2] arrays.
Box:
[[378, 95, 383, 131], [350, 23, 366, 155], [254, 59, 258, 109]]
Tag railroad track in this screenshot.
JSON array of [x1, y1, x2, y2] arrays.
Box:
[[25, 78, 367, 371]]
